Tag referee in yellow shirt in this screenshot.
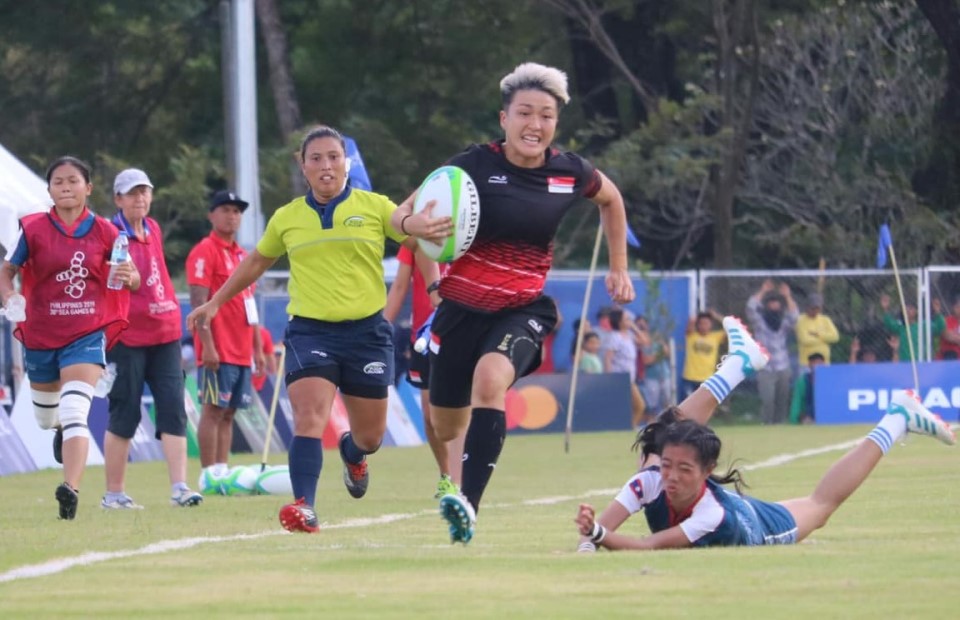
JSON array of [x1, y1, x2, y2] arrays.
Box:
[[187, 125, 451, 533]]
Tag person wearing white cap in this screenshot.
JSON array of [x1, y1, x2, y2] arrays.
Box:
[[102, 168, 202, 509]]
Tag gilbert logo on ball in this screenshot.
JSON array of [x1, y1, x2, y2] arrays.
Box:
[[413, 165, 480, 262]]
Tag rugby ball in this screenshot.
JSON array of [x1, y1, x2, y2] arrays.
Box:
[[198, 469, 225, 496], [255, 465, 294, 496], [222, 465, 258, 496], [413, 165, 480, 262]]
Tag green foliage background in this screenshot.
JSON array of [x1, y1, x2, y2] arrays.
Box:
[[1, 0, 958, 274]]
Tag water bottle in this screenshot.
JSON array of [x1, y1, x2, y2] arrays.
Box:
[[1, 293, 26, 323], [106, 232, 129, 290], [94, 363, 117, 398], [413, 310, 436, 355]]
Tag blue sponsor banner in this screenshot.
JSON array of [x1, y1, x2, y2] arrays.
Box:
[[180, 272, 696, 380], [87, 396, 110, 453], [508, 372, 633, 434], [814, 361, 960, 424], [0, 409, 36, 474], [542, 275, 692, 373]]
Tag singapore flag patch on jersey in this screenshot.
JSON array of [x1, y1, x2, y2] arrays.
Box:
[[547, 176, 575, 194]]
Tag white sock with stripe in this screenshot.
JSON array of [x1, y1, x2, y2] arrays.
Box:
[[702, 355, 748, 404], [865, 413, 908, 455]]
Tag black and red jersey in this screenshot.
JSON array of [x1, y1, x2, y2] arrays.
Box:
[[440, 140, 601, 312]]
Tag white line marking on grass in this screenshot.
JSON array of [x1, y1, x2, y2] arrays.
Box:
[[0, 436, 871, 584], [324, 509, 437, 529], [741, 439, 863, 471], [0, 532, 286, 584]]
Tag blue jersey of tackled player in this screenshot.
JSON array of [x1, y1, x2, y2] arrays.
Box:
[[615, 467, 798, 547]]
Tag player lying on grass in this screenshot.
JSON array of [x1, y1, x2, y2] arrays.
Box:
[[575, 316, 956, 551]]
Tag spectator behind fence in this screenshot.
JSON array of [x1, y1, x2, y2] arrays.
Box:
[[579, 332, 603, 373], [880, 293, 944, 362], [746, 280, 798, 424], [795, 293, 839, 364], [638, 315, 672, 413], [605, 308, 647, 429], [790, 352, 825, 425], [937, 296, 960, 360], [681, 310, 725, 399], [594, 305, 615, 362], [849, 334, 899, 363]]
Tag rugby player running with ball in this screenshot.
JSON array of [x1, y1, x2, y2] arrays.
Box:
[[392, 62, 636, 544]]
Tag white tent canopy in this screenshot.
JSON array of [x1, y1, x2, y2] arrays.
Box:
[[0, 144, 50, 255]]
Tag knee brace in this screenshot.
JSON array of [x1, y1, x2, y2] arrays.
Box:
[[31, 390, 60, 429], [60, 381, 95, 440]]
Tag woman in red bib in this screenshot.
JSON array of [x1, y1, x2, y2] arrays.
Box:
[[0, 156, 139, 521], [100, 168, 203, 510]]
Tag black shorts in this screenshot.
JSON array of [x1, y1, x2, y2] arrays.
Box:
[[407, 347, 430, 389], [429, 296, 558, 409], [284, 313, 394, 399], [107, 340, 187, 440]]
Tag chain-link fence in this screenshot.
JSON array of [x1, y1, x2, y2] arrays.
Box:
[[924, 266, 960, 359], [700, 269, 926, 366], [697, 269, 928, 422]]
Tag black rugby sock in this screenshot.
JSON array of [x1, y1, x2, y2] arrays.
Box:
[[460, 407, 506, 513]]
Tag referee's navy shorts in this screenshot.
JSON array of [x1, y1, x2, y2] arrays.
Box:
[[284, 312, 394, 399]]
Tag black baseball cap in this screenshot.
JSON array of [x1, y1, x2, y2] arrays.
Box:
[[209, 189, 249, 212]]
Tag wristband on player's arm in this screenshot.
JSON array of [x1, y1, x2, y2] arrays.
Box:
[[590, 522, 607, 545]]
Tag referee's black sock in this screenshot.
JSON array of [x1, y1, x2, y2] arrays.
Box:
[[460, 407, 506, 514]]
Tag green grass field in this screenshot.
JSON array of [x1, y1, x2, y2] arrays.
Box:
[[1, 425, 957, 619]]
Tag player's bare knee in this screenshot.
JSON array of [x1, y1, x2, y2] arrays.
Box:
[[435, 427, 457, 442], [430, 414, 462, 442], [353, 433, 382, 453], [31, 389, 60, 429], [471, 374, 510, 407]]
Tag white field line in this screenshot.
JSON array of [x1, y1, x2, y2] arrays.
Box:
[[0, 433, 876, 584]]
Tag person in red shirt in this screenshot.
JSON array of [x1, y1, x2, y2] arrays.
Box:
[[251, 325, 278, 393], [0, 156, 139, 520], [938, 296, 960, 360], [101, 168, 203, 510], [383, 245, 455, 498], [186, 190, 264, 486]]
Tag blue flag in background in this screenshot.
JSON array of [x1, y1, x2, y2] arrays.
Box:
[[626, 225, 642, 249], [877, 224, 892, 268], [344, 136, 372, 191]]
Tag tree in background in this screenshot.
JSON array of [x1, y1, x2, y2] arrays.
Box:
[[914, 0, 960, 253], [255, 0, 306, 196], [1, 0, 958, 272], [741, 2, 952, 268]]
